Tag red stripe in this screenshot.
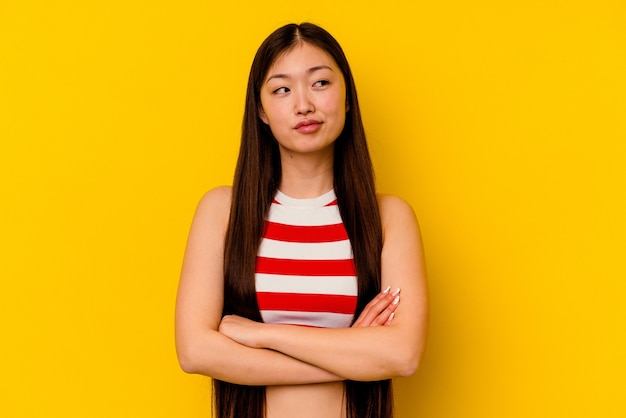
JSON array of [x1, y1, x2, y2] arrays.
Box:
[[263, 221, 348, 242], [257, 292, 357, 314], [256, 257, 356, 276]]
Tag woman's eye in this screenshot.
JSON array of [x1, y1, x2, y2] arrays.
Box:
[[313, 80, 330, 88], [273, 87, 290, 94]]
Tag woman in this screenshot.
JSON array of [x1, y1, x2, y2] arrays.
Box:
[[175, 23, 428, 418]]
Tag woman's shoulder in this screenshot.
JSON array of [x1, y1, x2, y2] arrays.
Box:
[[194, 186, 232, 224], [377, 193, 416, 218], [376, 193, 419, 235], [200, 185, 232, 202]]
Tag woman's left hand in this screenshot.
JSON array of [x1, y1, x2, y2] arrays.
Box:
[[218, 315, 266, 348], [351, 286, 400, 328]]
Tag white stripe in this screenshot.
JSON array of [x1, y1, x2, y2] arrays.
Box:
[[258, 238, 353, 260], [256, 273, 358, 296], [274, 189, 336, 208], [268, 204, 343, 226], [260, 310, 354, 328]]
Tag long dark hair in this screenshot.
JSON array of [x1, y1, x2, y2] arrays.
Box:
[[215, 22, 391, 418]]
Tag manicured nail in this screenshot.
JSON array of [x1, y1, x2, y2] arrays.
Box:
[[393, 295, 400, 305], [388, 312, 395, 322], [382, 285, 391, 294], [391, 287, 401, 297]]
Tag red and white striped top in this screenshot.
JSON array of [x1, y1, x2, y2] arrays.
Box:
[[255, 189, 358, 328]]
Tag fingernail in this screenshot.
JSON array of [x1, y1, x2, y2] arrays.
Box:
[[391, 287, 401, 297], [382, 285, 391, 294], [388, 312, 395, 322], [393, 295, 400, 305]]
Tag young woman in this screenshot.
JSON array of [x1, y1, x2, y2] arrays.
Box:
[[175, 23, 428, 418]]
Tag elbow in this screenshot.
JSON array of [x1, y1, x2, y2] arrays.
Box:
[[177, 349, 197, 374], [360, 350, 418, 381], [178, 355, 197, 375], [176, 341, 202, 375], [391, 343, 425, 378], [394, 325, 428, 378], [396, 355, 419, 378], [175, 327, 224, 376]]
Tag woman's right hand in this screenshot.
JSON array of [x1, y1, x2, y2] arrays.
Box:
[[351, 286, 401, 328]]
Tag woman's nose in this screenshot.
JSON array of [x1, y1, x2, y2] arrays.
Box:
[[294, 89, 314, 115]]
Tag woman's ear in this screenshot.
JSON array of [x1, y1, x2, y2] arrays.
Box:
[[258, 107, 269, 124]]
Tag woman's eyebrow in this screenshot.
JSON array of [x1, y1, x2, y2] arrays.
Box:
[[307, 65, 333, 74], [266, 65, 334, 83]]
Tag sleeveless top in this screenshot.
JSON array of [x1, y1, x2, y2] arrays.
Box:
[[255, 189, 358, 328]]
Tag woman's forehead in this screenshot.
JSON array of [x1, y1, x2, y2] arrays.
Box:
[[265, 43, 338, 79]]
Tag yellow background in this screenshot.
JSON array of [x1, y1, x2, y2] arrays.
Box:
[[1, 1, 624, 417]]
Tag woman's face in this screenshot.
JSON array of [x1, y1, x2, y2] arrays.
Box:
[[259, 42, 348, 159]]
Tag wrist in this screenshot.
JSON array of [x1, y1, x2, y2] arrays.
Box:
[[258, 323, 280, 349]]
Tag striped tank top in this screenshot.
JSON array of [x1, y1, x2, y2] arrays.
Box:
[[255, 189, 358, 328]]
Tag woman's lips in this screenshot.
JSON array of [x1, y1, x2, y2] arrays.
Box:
[[294, 120, 322, 133]]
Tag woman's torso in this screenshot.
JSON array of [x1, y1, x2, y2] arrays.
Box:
[[266, 382, 346, 418], [255, 189, 358, 328], [256, 190, 356, 418]]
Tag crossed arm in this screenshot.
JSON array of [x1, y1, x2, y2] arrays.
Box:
[[175, 186, 428, 385]]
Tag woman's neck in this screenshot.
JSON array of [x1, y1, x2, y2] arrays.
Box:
[[278, 152, 334, 199]]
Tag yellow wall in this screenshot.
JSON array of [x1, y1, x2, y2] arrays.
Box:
[[1, 1, 624, 417]]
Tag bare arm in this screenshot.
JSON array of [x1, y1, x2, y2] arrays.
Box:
[[175, 187, 399, 385], [175, 187, 341, 385], [219, 195, 428, 381]]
